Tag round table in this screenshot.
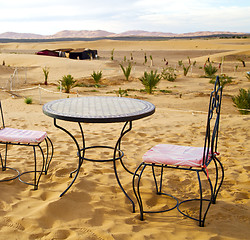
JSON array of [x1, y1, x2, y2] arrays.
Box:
[[43, 96, 155, 211]]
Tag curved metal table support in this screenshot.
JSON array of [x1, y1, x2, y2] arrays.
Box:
[[54, 118, 135, 211], [43, 96, 155, 211]]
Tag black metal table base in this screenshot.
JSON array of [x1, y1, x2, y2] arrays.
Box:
[[54, 119, 135, 212]]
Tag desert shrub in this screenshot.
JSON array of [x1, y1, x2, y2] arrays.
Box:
[[209, 74, 232, 89], [232, 88, 250, 114], [116, 88, 128, 97], [59, 75, 76, 93], [204, 62, 218, 77], [139, 70, 161, 94], [111, 49, 114, 60], [178, 60, 183, 67], [24, 97, 32, 104], [246, 72, 250, 81], [91, 70, 102, 87], [120, 62, 132, 81], [161, 67, 177, 81], [42, 67, 49, 85], [159, 89, 172, 93], [183, 64, 191, 76]]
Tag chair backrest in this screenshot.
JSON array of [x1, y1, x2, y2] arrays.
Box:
[[203, 76, 223, 166], [0, 101, 5, 129]]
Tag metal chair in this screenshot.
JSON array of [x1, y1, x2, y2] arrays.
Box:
[[0, 101, 53, 190], [133, 76, 224, 226]]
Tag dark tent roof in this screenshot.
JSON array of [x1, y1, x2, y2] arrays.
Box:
[[36, 49, 59, 57], [69, 49, 97, 60]]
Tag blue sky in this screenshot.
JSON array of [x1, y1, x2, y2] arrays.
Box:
[[0, 0, 249, 35]]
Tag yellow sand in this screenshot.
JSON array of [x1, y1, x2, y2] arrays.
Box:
[[0, 38, 249, 239]]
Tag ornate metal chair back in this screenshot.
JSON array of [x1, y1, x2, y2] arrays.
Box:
[[203, 76, 223, 167]]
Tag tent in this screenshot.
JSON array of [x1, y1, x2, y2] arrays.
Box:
[[69, 49, 98, 60], [36, 50, 59, 57]]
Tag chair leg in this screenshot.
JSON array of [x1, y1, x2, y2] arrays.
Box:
[[18, 144, 45, 190], [133, 163, 146, 221], [133, 164, 178, 221], [33, 145, 45, 190], [151, 164, 164, 195], [211, 159, 219, 204], [177, 170, 213, 227], [0, 144, 19, 182], [197, 170, 214, 227], [43, 136, 54, 175], [0, 144, 7, 171], [212, 156, 224, 203]]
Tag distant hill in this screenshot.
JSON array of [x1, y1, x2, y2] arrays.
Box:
[[0, 30, 247, 39], [50, 30, 113, 38], [0, 32, 44, 39]]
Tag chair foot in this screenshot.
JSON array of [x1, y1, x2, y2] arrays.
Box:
[[18, 170, 43, 190], [0, 167, 20, 182], [177, 198, 211, 227]]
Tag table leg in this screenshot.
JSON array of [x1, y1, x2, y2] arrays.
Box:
[[113, 121, 135, 212], [54, 119, 135, 212], [54, 119, 83, 197]]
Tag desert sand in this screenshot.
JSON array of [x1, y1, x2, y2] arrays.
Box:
[[0, 38, 249, 239]]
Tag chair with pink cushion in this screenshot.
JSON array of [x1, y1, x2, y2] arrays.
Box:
[[132, 76, 224, 227], [0, 101, 53, 190]]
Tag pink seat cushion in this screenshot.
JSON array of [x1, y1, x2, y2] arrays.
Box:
[[0, 127, 47, 144], [143, 144, 208, 167]]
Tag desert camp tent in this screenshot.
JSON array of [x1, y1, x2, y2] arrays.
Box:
[[36, 50, 59, 57], [36, 48, 98, 60], [69, 49, 98, 60]]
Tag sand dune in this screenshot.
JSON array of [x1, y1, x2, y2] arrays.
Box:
[[0, 38, 249, 239]]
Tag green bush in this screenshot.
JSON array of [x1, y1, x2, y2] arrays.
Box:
[[209, 74, 232, 89], [59, 75, 76, 93], [91, 70, 102, 87], [116, 88, 128, 97], [204, 62, 218, 77], [183, 64, 191, 76], [139, 70, 161, 94], [42, 67, 49, 85], [120, 62, 132, 81], [232, 88, 250, 114], [178, 60, 183, 67], [111, 49, 114, 60], [24, 97, 32, 104], [161, 67, 177, 81]]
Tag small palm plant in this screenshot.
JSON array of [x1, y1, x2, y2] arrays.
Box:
[[120, 62, 132, 81], [178, 60, 190, 76], [116, 88, 128, 97], [183, 64, 191, 76], [204, 62, 218, 77], [111, 49, 115, 60], [161, 67, 177, 82], [91, 70, 102, 87], [42, 67, 49, 85], [178, 60, 183, 67], [59, 75, 76, 93], [232, 88, 250, 114], [139, 70, 161, 94]]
